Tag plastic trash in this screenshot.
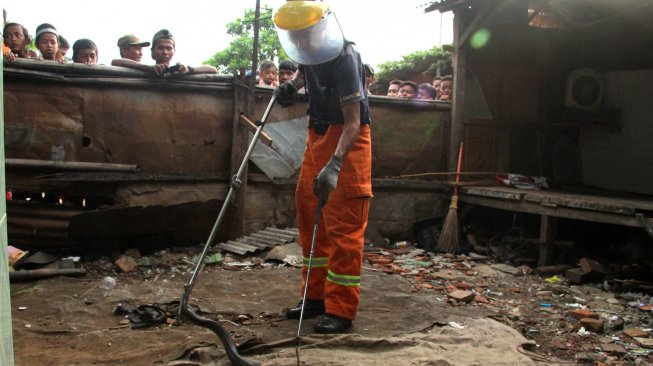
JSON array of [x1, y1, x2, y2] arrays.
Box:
[[544, 275, 561, 283], [99, 276, 116, 290]]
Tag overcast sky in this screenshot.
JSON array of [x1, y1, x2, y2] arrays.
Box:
[[5, 0, 453, 70]]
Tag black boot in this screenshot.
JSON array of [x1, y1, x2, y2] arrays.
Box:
[[314, 314, 352, 334], [286, 299, 325, 319]]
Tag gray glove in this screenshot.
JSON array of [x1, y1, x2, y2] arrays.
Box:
[[275, 79, 298, 107], [314, 155, 343, 207]]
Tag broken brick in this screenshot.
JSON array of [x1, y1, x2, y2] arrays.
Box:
[[567, 309, 599, 320], [474, 295, 489, 304], [447, 290, 475, 303]]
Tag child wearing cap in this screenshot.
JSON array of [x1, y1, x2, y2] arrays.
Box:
[[34, 23, 59, 61]]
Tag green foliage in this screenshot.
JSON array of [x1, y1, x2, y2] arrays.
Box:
[[376, 46, 452, 82], [205, 5, 287, 75]]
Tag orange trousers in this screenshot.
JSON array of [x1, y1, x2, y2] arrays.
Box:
[[296, 124, 372, 320]]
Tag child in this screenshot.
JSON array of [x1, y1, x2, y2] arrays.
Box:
[[3, 22, 38, 62], [72, 38, 98, 65], [34, 23, 59, 61], [278, 60, 297, 85], [432, 76, 442, 99], [417, 83, 437, 100], [55, 35, 70, 63], [387, 79, 402, 97], [363, 63, 375, 95], [438, 75, 453, 102], [398, 81, 418, 99], [258, 60, 278, 87]]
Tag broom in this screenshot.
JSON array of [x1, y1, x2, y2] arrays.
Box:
[[437, 141, 464, 253]]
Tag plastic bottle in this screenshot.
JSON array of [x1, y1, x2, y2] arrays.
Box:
[[99, 276, 116, 290]]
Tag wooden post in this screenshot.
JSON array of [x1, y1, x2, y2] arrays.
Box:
[[450, 9, 467, 172], [228, 1, 262, 238], [538, 214, 557, 267]]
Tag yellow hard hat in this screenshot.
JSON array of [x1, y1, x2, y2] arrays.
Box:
[[273, 1, 330, 31]]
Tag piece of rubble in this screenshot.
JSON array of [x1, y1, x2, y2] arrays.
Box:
[[565, 268, 591, 284], [580, 318, 604, 333], [575, 352, 606, 363], [491, 263, 522, 276], [633, 337, 653, 349], [600, 342, 627, 355], [447, 290, 475, 303], [579, 257, 608, 276], [474, 295, 489, 304], [567, 309, 599, 320], [534, 264, 575, 276], [114, 255, 138, 273], [624, 328, 649, 338]]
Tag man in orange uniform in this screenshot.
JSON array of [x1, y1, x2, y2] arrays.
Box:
[[273, 0, 372, 334]]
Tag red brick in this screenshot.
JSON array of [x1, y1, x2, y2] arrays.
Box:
[[567, 309, 599, 320]]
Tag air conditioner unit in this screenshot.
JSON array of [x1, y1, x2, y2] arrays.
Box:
[[564, 68, 603, 111]]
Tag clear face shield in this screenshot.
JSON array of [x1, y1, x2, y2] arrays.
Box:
[[276, 11, 345, 66]]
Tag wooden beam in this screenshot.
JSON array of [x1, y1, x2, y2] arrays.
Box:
[[238, 114, 273, 147], [458, 2, 491, 47]]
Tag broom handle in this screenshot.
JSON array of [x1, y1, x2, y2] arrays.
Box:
[[453, 142, 464, 196]]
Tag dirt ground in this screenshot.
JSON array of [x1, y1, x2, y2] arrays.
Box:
[[8, 241, 653, 365]]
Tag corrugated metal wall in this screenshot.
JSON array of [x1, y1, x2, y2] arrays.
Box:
[[1, 58, 16, 365]]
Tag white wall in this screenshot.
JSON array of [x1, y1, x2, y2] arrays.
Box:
[[580, 69, 653, 195]]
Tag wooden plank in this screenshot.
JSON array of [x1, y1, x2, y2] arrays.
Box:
[[462, 187, 523, 200], [524, 193, 636, 215], [459, 194, 653, 228], [464, 185, 653, 213], [228, 86, 248, 238], [238, 114, 273, 147]]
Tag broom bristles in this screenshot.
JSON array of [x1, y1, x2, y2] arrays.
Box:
[[437, 195, 459, 253]]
